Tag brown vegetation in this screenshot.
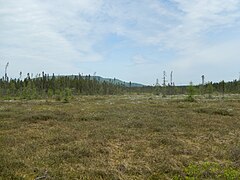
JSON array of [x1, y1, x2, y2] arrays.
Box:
[[0, 95, 240, 179]]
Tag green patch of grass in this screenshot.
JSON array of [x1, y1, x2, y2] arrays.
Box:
[[174, 162, 240, 180]]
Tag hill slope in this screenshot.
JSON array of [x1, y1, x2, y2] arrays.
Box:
[[60, 75, 145, 87], [89, 76, 144, 87]]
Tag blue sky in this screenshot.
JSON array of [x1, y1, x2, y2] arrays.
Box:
[[1, 0, 240, 85]]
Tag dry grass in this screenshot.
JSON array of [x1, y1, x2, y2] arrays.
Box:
[[0, 95, 240, 179]]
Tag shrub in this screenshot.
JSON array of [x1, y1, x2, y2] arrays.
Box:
[[185, 82, 196, 102]]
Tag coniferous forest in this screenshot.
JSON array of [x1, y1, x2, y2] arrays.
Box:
[[0, 71, 239, 100], [0, 73, 127, 100]]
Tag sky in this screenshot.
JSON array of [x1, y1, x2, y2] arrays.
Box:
[[1, 0, 240, 85]]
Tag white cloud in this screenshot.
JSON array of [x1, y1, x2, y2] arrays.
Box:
[[132, 55, 148, 65], [0, 0, 240, 83], [0, 0, 105, 76], [169, 38, 240, 83]]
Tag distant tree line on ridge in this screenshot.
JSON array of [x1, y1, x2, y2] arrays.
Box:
[[0, 71, 239, 100], [0, 72, 127, 100]]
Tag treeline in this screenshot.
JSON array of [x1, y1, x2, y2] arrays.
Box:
[[210, 80, 240, 94], [131, 80, 240, 96], [0, 73, 127, 100], [161, 80, 240, 96], [0, 72, 239, 100]]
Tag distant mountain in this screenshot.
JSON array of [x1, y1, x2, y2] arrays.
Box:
[[51, 74, 145, 87], [83, 75, 145, 87]]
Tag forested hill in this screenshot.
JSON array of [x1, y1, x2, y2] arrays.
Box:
[[55, 75, 145, 87], [83, 75, 144, 87], [0, 73, 145, 99]]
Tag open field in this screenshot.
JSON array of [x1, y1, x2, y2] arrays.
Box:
[[0, 95, 240, 179]]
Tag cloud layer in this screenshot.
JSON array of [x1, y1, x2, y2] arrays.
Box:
[[1, 0, 240, 84]]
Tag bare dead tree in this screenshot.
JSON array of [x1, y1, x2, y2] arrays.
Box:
[[5, 62, 9, 82], [201, 75, 205, 85]]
